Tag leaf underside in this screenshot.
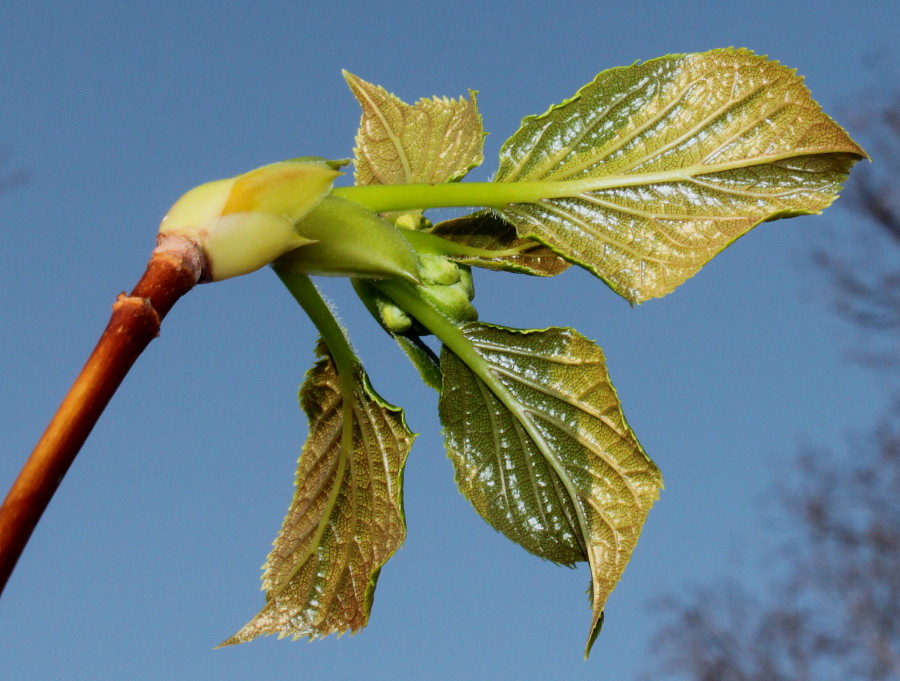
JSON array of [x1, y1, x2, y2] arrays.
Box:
[[494, 48, 867, 303], [438, 323, 662, 653], [430, 211, 571, 277], [344, 71, 484, 187], [222, 341, 414, 645]]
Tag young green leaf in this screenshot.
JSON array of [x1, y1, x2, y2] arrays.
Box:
[[221, 341, 414, 645], [344, 70, 484, 186], [430, 211, 571, 276], [438, 323, 662, 654], [276, 195, 421, 282], [493, 48, 867, 303]]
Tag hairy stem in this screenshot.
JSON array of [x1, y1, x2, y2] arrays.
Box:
[[0, 234, 204, 596], [269, 269, 358, 597], [273, 268, 359, 379]]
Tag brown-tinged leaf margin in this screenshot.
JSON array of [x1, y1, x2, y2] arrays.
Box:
[[439, 323, 662, 654], [221, 341, 414, 645], [494, 49, 867, 303], [344, 71, 484, 187]]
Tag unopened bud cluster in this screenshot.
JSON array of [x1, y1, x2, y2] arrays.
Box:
[[416, 255, 476, 322], [376, 252, 477, 334]]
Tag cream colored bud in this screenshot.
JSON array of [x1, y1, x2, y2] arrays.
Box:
[[159, 161, 340, 281]]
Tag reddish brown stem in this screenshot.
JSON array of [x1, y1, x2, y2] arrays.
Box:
[[0, 234, 205, 596]]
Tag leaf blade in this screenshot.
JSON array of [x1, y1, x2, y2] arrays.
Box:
[[439, 323, 662, 651], [222, 341, 414, 644], [494, 49, 866, 303], [344, 71, 484, 186], [430, 211, 571, 276]]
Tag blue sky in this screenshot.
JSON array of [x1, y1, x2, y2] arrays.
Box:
[[1, 2, 897, 679]]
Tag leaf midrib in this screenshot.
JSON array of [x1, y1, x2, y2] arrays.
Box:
[[354, 83, 413, 183], [487, 359, 649, 510], [334, 147, 859, 215]]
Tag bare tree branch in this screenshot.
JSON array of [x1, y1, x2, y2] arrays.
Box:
[[646, 405, 900, 681], [814, 95, 900, 367]]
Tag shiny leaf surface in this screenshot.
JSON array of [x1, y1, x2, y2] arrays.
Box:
[[345, 71, 484, 186], [222, 341, 413, 644], [494, 48, 866, 303], [439, 323, 662, 653]]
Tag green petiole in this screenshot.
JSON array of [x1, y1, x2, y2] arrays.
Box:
[[333, 181, 543, 212], [332, 151, 844, 215], [398, 228, 533, 260], [270, 268, 357, 597], [373, 279, 477, 364], [273, 267, 358, 388]]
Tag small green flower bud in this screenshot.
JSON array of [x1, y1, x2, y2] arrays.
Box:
[[458, 264, 475, 301], [393, 213, 432, 231], [394, 213, 421, 231], [379, 302, 413, 333], [419, 279, 478, 324], [419, 254, 462, 286]]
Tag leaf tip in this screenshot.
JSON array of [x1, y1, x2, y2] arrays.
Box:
[[584, 609, 604, 659], [214, 630, 245, 649]]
